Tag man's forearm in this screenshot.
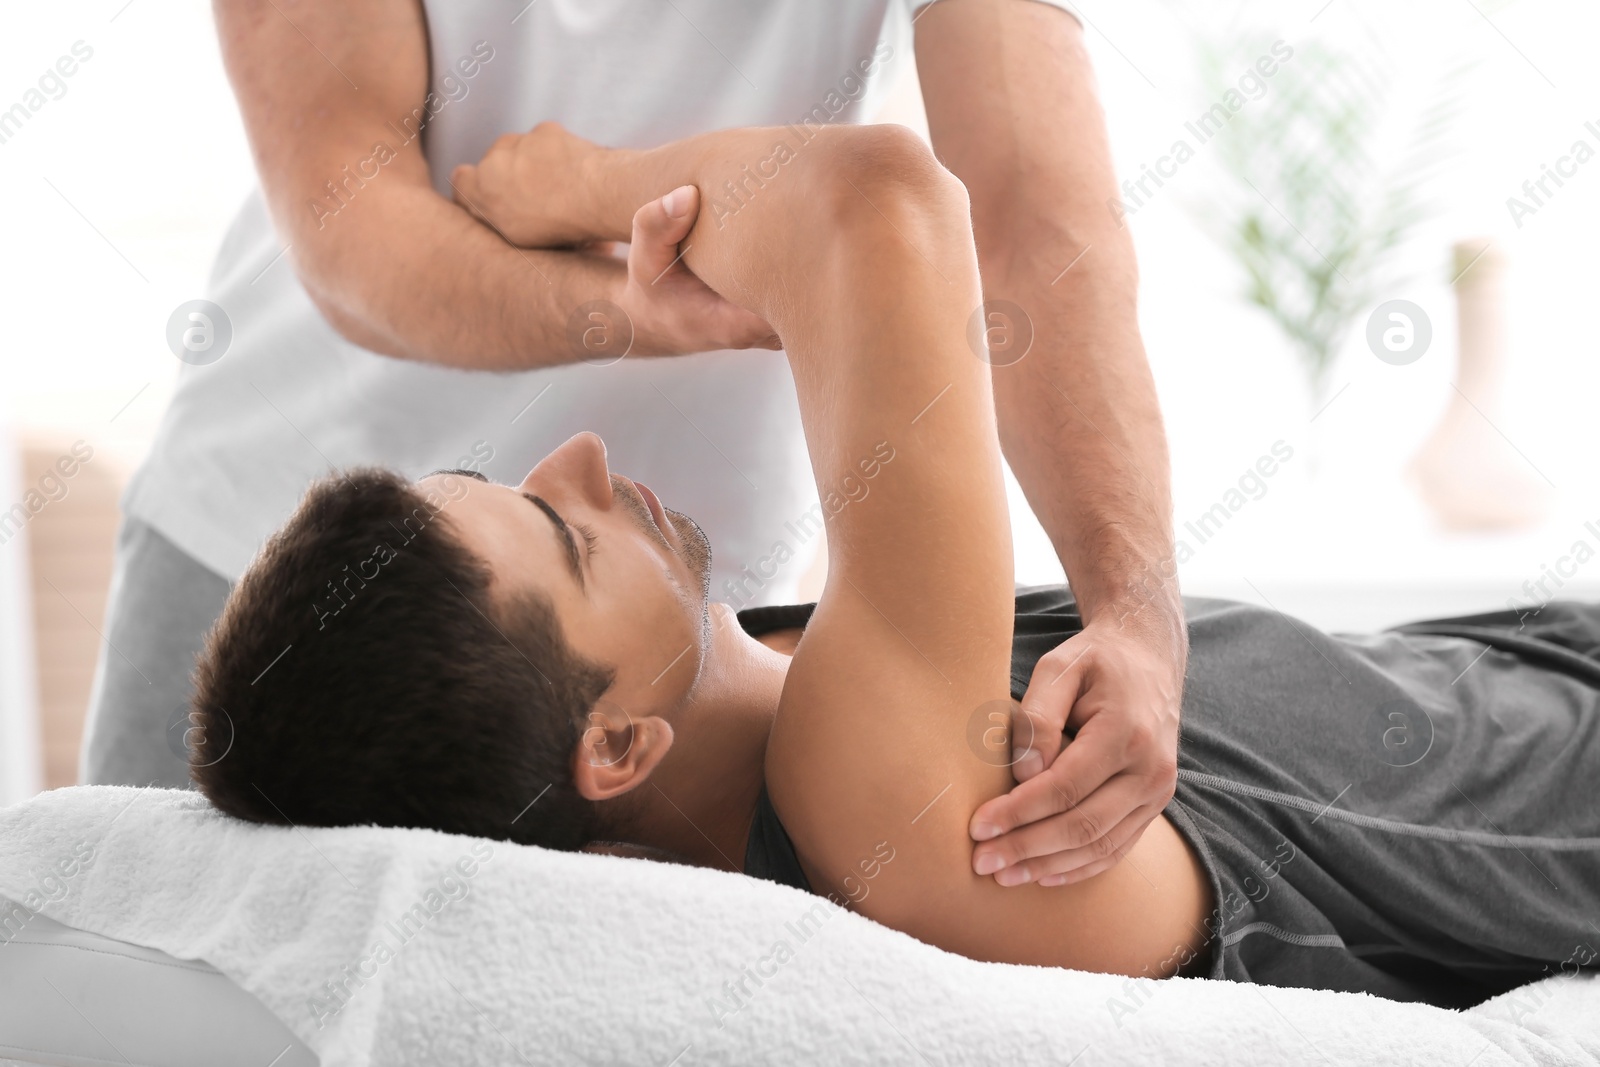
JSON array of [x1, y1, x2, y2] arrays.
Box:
[[576, 128, 795, 241], [578, 121, 1187, 641]]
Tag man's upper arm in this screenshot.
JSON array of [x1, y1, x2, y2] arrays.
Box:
[[213, 0, 433, 257], [749, 28, 1203, 971], [717, 130, 1188, 976]]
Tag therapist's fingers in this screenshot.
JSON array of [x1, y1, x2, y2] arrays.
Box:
[[971, 768, 1148, 879], [1007, 635, 1093, 785], [1011, 685, 1075, 786], [970, 710, 1125, 842], [627, 185, 700, 286], [989, 802, 1160, 888]]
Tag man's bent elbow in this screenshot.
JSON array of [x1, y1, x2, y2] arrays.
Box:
[[805, 124, 971, 237]]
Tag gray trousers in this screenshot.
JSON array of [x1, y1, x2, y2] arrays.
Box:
[[80, 518, 232, 788]]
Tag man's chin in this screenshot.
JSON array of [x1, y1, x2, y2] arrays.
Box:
[[665, 508, 713, 599], [666, 508, 715, 641]]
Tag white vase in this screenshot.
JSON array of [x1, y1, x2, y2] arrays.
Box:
[[1406, 239, 1553, 531]]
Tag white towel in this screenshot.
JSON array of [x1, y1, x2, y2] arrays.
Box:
[[1, 785, 1596, 1066]]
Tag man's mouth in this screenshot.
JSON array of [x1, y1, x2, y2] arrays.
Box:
[[628, 478, 670, 538]]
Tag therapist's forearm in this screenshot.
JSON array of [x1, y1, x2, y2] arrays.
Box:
[[213, 0, 628, 373], [984, 238, 1182, 638], [914, 0, 1184, 641], [310, 125, 798, 369], [293, 181, 626, 372]]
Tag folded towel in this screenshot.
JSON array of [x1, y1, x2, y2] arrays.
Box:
[[1, 786, 1596, 1065]]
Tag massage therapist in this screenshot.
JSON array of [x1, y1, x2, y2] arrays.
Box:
[[83, 0, 1188, 889]]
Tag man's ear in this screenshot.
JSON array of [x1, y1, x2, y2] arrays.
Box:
[[571, 701, 674, 801]]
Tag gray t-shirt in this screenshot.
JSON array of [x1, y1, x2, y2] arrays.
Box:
[[739, 587, 1600, 1007]]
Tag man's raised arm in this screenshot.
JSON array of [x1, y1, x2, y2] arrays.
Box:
[[213, 0, 773, 369], [460, 120, 1210, 973]]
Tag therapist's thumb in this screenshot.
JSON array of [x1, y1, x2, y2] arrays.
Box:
[[629, 185, 699, 285]]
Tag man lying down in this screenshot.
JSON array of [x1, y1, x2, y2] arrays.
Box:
[[187, 122, 1599, 1011]]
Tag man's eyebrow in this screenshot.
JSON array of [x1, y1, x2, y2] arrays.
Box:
[[525, 493, 584, 590], [424, 468, 489, 482]]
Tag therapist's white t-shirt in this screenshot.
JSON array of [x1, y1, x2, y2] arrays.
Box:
[[126, 0, 1075, 606]]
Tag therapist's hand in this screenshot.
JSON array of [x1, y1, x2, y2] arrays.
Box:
[[452, 122, 778, 354], [450, 122, 613, 247], [969, 613, 1185, 887]]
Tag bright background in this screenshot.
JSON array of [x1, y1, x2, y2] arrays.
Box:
[[881, 0, 1600, 626], [3, 0, 1599, 798]]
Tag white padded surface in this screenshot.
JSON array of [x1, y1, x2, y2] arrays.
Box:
[[5, 787, 1600, 1065], [0, 901, 316, 1067]]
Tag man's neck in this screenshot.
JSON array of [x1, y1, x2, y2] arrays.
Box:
[[619, 604, 794, 872]]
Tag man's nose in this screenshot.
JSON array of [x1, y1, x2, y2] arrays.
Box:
[[519, 431, 612, 503]]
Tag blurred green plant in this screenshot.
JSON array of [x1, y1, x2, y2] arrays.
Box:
[[1193, 38, 1473, 399]]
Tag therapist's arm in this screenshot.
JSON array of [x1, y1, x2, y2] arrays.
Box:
[[213, 0, 774, 369], [915, 0, 1189, 886]]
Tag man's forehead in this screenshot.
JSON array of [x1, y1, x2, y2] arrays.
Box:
[[420, 473, 581, 592], [421, 468, 489, 489]]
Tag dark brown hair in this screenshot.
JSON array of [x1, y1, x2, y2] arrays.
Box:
[[190, 468, 614, 850]]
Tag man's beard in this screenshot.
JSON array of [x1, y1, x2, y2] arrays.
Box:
[[665, 508, 714, 641], [607, 474, 714, 639]]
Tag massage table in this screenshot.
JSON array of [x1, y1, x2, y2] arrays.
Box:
[[1, 786, 1595, 1066]]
